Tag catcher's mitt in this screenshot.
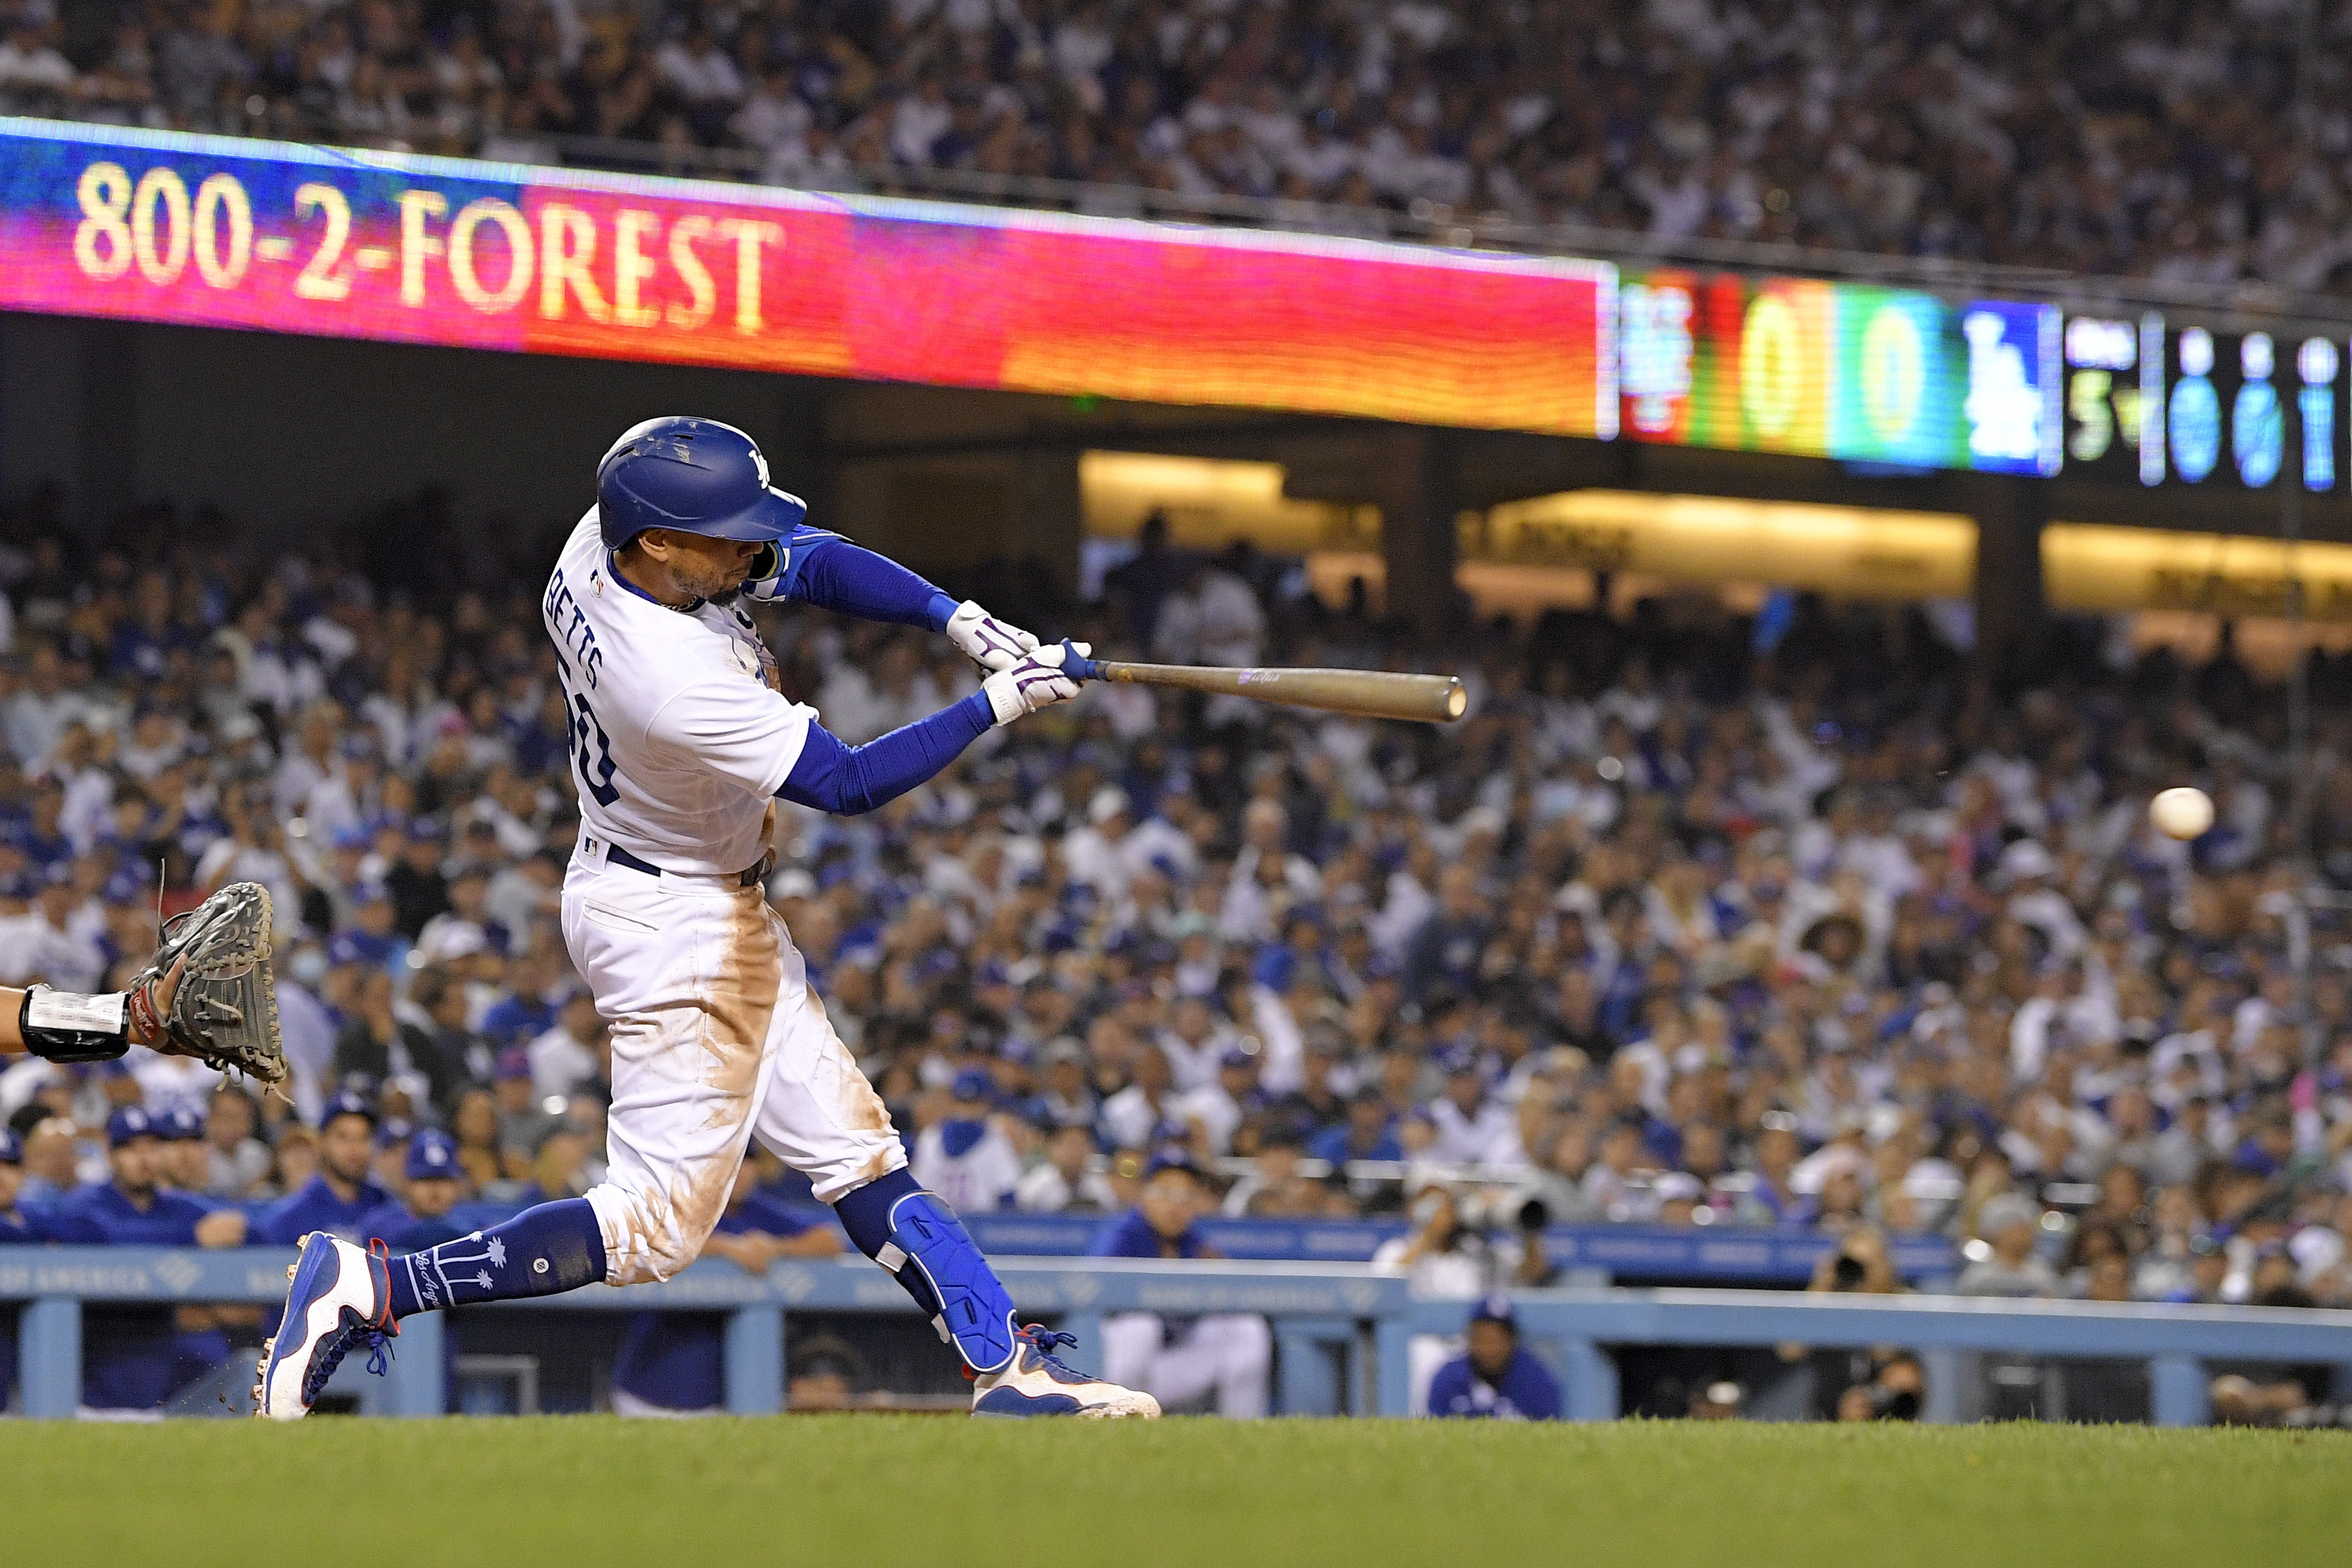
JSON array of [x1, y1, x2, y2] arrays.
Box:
[[126, 881, 286, 1086]]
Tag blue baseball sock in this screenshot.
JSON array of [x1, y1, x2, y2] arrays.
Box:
[[385, 1198, 608, 1319], [833, 1166, 923, 1256]]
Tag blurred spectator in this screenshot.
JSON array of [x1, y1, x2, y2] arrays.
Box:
[[202, 1086, 272, 1199], [1955, 1193, 2061, 1298], [253, 1092, 390, 1246], [358, 1130, 474, 1252], [1425, 1294, 1562, 1420], [911, 1069, 1023, 1211], [1093, 1151, 1271, 1417]]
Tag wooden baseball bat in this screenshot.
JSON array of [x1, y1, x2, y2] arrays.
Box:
[[1061, 644, 1467, 723]]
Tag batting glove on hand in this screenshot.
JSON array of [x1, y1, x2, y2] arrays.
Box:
[[982, 641, 1088, 726], [740, 541, 788, 603], [945, 600, 1042, 673]]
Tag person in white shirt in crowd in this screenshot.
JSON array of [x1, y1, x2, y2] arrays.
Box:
[[1015, 1122, 1120, 1214], [527, 989, 608, 1102], [1174, 1045, 1262, 1156], [911, 1070, 1023, 1213], [1427, 1050, 1520, 1168], [1155, 993, 1234, 1094], [1099, 1043, 1184, 1150], [0, 868, 105, 991], [2, 643, 97, 767]]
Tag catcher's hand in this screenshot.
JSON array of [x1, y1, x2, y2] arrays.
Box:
[[126, 881, 286, 1086]]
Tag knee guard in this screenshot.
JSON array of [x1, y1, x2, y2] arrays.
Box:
[[874, 1190, 1017, 1375]]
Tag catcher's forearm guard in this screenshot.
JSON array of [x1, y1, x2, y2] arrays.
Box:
[[17, 986, 133, 1063]]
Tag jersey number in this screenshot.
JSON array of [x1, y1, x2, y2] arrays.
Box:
[[560, 678, 622, 807]]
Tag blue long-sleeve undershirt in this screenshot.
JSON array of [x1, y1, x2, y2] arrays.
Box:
[[788, 534, 957, 632], [777, 692, 993, 816]]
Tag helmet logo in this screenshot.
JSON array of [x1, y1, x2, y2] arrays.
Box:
[[752, 448, 770, 489]]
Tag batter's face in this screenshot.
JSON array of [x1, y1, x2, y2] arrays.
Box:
[[625, 529, 764, 605]]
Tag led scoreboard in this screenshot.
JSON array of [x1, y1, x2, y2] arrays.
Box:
[[1617, 270, 2061, 475], [4, 117, 2347, 502], [2060, 313, 2349, 492]]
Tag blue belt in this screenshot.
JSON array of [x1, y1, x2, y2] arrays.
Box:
[[605, 843, 770, 890]]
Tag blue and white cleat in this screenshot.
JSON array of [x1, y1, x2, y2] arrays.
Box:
[[970, 1325, 1160, 1418], [252, 1232, 399, 1420]]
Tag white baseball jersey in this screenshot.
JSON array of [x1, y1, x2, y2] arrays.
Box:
[[541, 510, 813, 875], [543, 509, 908, 1284]]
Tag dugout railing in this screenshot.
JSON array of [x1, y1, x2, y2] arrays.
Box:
[[6, 1248, 2351, 1423], [1410, 1289, 2352, 1426]]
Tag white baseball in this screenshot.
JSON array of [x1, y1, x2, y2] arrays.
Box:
[[2150, 786, 2214, 840]]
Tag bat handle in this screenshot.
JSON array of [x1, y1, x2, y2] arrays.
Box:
[[1060, 639, 1106, 682]]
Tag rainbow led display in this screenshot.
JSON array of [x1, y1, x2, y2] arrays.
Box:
[[1616, 271, 2062, 474], [0, 119, 1616, 437]]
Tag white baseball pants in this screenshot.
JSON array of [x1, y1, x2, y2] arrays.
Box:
[[562, 845, 904, 1287]]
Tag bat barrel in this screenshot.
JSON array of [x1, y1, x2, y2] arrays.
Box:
[[1078, 656, 1467, 723]]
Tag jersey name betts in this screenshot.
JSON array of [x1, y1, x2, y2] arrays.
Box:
[[541, 511, 811, 875]]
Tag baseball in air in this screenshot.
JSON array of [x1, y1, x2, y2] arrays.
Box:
[[2150, 786, 2215, 840]]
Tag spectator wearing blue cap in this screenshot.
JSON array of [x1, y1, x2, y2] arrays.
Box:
[[326, 884, 405, 971], [1425, 1296, 1562, 1421], [155, 1104, 212, 1194], [355, 1130, 473, 1253], [46, 1106, 248, 1413], [253, 1092, 391, 1246], [909, 1070, 1021, 1214], [1092, 1151, 1271, 1417], [610, 1151, 844, 1417]]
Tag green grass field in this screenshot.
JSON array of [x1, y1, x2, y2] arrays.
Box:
[[12, 1417, 2348, 1567]]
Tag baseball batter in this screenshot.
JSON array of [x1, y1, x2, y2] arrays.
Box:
[[258, 417, 1158, 1418]]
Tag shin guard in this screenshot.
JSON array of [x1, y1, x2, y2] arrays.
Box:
[[874, 1190, 1018, 1375]]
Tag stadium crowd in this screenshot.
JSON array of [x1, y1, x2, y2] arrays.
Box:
[[3, 480, 2352, 1412], [2, 0, 2351, 292]]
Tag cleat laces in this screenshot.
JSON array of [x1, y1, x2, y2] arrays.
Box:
[[297, 1238, 400, 1404], [1014, 1324, 1083, 1374]]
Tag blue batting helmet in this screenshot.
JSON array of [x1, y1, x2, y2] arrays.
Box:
[[596, 417, 808, 551]]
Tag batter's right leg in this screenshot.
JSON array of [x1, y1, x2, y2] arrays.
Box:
[[749, 927, 1156, 1417]]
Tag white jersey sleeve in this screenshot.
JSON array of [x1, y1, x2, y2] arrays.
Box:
[[644, 675, 813, 801]]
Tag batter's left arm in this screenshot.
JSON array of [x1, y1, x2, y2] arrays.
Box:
[[746, 528, 1040, 672]]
